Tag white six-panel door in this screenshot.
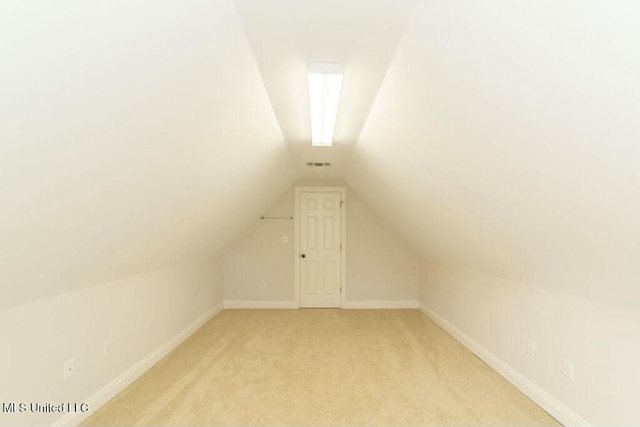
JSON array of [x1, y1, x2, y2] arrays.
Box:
[[299, 191, 342, 308]]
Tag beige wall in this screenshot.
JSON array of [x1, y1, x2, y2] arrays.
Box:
[[223, 190, 295, 302], [346, 191, 419, 303], [0, 260, 223, 426], [223, 185, 419, 305], [420, 260, 640, 426]]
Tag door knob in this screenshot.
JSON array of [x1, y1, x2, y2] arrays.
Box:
[[301, 254, 306, 258]]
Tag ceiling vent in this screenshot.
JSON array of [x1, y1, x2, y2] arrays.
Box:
[[306, 162, 331, 167]]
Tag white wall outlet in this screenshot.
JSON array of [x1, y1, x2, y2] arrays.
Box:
[[63, 358, 75, 381], [260, 280, 266, 289], [562, 358, 574, 380], [198, 291, 202, 301], [527, 340, 536, 359], [103, 339, 113, 357], [281, 235, 289, 244]]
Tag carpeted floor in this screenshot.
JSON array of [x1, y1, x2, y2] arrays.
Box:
[[83, 309, 560, 426]]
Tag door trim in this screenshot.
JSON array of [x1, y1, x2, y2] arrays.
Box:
[[294, 187, 346, 308]]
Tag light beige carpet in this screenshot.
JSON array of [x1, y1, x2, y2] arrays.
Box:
[[83, 309, 560, 426]]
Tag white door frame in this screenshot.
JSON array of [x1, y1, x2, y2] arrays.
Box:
[[294, 187, 347, 308]]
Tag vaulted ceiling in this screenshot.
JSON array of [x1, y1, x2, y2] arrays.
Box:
[[234, 0, 416, 177], [1, 0, 638, 310]]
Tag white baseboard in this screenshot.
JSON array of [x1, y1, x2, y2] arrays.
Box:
[[223, 300, 298, 309], [223, 300, 419, 309], [53, 302, 224, 427], [342, 300, 419, 309], [418, 303, 591, 427]]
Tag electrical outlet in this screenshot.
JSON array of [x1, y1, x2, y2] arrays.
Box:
[[562, 359, 574, 380], [63, 358, 75, 381], [527, 340, 536, 359], [260, 280, 266, 289], [103, 339, 113, 357], [198, 291, 202, 301], [281, 236, 289, 244]]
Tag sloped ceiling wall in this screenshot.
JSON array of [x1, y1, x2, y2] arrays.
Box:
[[0, 0, 296, 309], [346, 0, 640, 309], [3, 0, 638, 312]]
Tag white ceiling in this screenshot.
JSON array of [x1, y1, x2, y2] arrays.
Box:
[[233, 0, 416, 178], [3, 0, 639, 313]]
